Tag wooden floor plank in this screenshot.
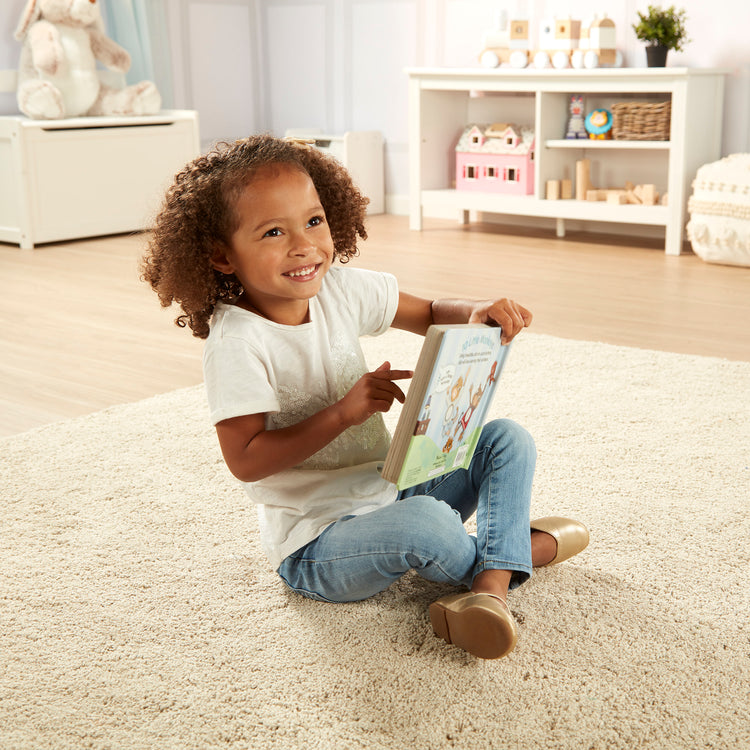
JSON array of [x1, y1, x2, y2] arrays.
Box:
[[1, 215, 748, 437]]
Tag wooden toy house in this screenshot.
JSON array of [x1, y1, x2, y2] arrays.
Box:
[[455, 123, 535, 195]]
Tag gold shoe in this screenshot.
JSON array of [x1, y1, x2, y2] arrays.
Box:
[[429, 591, 517, 659], [530, 516, 589, 566]]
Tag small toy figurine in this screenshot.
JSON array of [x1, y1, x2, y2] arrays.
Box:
[[566, 95, 587, 139], [585, 108, 613, 139]]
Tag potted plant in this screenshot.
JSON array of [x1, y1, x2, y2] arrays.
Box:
[[632, 5, 689, 67]]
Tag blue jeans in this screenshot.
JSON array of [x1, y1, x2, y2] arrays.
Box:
[[277, 419, 536, 602]]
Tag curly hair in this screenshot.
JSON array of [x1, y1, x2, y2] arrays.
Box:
[[141, 134, 369, 339]]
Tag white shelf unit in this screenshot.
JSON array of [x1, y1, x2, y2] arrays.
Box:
[[407, 68, 726, 255]]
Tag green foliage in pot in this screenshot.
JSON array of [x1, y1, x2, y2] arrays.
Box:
[[632, 5, 690, 51]]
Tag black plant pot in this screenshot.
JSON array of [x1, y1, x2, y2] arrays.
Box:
[[646, 45, 669, 67]]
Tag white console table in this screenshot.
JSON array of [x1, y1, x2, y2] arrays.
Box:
[[0, 110, 200, 249], [408, 67, 726, 255]]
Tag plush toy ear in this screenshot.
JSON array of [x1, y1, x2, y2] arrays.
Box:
[[14, 0, 41, 41], [89, 1, 106, 32]]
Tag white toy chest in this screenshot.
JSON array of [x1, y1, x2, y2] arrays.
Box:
[[0, 110, 200, 249]]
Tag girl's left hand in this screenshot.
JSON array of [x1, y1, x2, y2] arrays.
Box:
[[468, 298, 532, 344]]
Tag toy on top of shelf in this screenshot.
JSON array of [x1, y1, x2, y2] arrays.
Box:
[[585, 108, 613, 139], [574, 15, 621, 69], [479, 13, 623, 70], [566, 95, 588, 139], [479, 11, 531, 69], [537, 17, 579, 69], [455, 123, 535, 195]]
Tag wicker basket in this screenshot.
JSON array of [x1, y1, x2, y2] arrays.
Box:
[[612, 101, 671, 141]]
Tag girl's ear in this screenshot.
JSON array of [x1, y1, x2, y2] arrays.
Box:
[[210, 244, 235, 274]]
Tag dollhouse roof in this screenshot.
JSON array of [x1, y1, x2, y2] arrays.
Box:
[[456, 123, 535, 155]]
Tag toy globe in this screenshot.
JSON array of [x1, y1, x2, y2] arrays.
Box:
[[687, 154, 750, 267], [585, 109, 613, 139]]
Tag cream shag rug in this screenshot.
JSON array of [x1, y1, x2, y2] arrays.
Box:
[[2, 329, 749, 750]]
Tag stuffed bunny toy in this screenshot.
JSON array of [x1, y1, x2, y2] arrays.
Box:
[[15, 0, 161, 119]]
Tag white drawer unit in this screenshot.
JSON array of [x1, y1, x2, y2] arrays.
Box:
[[285, 129, 385, 214], [0, 110, 200, 249]]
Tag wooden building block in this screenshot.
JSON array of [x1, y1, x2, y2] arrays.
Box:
[[546, 180, 560, 200], [607, 192, 628, 205], [561, 179, 572, 199], [576, 158, 591, 201], [588, 189, 617, 201], [626, 189, 642, 204], [640, 184, 657, 205]]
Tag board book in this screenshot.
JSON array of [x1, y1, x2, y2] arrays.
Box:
[[381, 324, 511, 490]]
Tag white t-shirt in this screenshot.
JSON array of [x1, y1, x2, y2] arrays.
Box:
[[203, 266, 400, 569]]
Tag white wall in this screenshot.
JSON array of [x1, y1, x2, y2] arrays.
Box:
[[3, 0, 749, 209], [160, 0, 423, 203]]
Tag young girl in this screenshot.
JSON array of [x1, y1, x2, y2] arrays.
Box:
[[142, 134, 589, 660]]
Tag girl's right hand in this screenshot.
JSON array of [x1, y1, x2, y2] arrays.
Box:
[[339, 362, 413, 426]]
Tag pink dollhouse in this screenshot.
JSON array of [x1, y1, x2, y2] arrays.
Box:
[[455, 123, 535, 195]]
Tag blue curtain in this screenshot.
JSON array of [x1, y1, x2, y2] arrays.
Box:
[[100, 0, 174, 107]]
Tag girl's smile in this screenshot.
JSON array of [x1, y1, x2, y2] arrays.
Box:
[[209, 163, 335, 325], [283, 263, 321, 281]]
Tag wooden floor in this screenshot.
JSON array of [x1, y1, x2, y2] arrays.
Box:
[[2, 214, 749, 437]]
